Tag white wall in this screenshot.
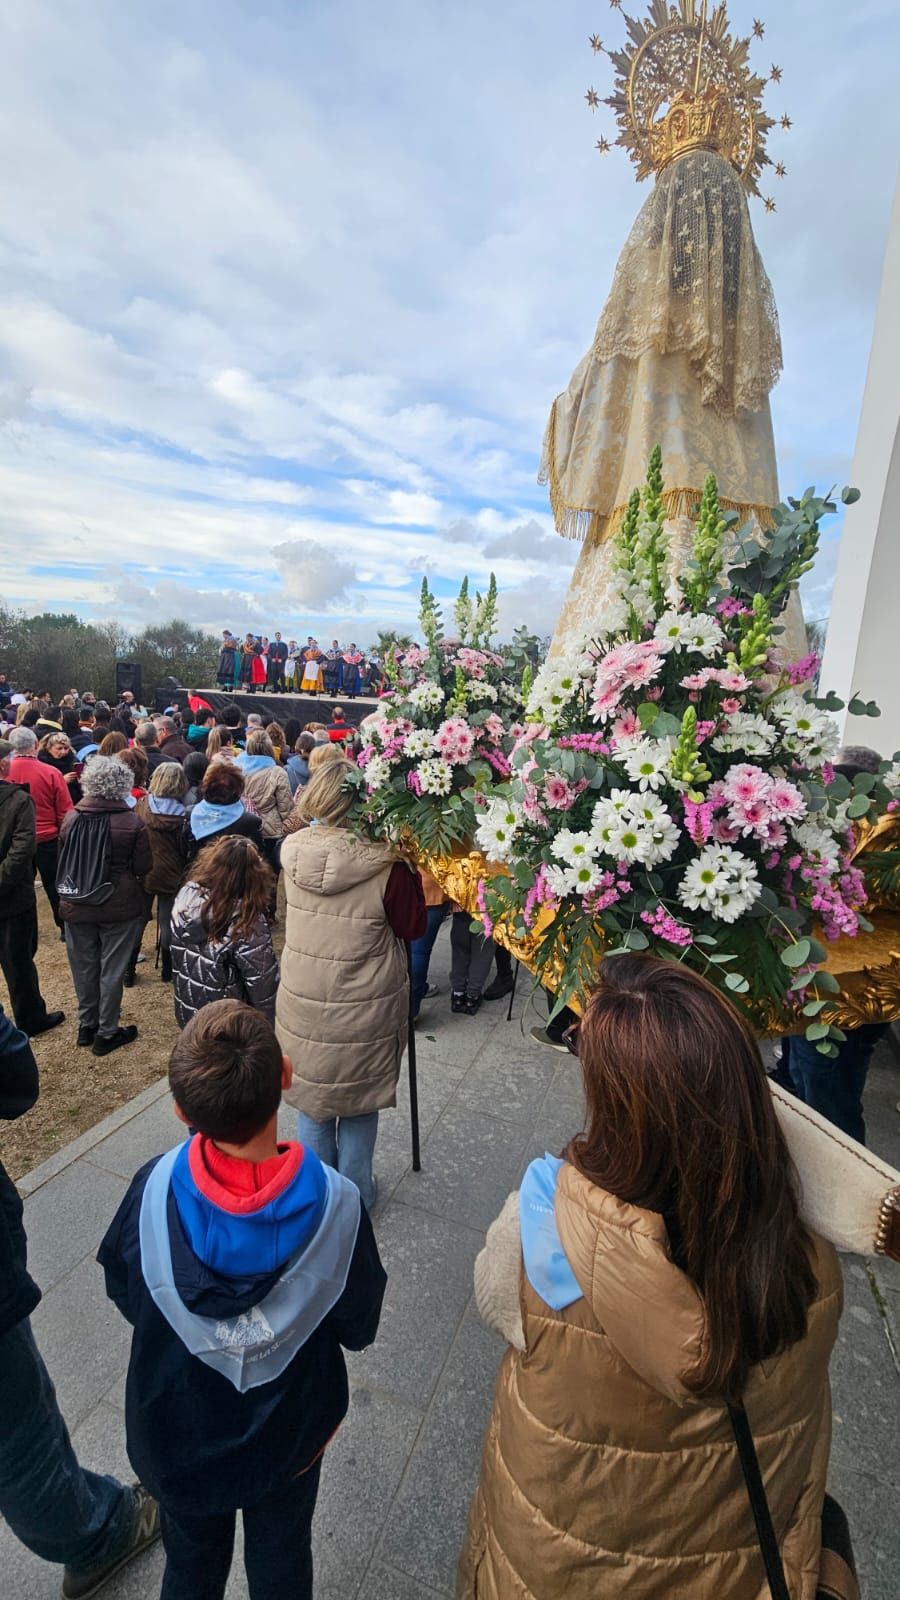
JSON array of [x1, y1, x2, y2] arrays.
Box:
[[820, 172, 900, 758]]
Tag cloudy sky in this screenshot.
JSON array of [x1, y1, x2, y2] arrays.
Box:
[[0, 0, 896, 646]]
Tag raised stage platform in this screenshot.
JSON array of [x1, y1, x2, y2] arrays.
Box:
[[193, 689, 381, 729]]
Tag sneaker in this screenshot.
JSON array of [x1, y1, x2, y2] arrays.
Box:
[[482, 976, 514, 1001], [424, 982, 440, 999], [451, 991, 467, 1014], [30, 1010, 65, 1039], [76, 1024, 96, 1048], [464, 994, 482, 1016], [62, 1484, 160, 1599], [92, 1025, 139, 1058], [529, 1026, 570, 1054]]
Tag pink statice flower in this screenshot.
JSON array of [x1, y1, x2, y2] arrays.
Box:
[[582, 870, 628, 915], [641, 905, 693, 946], [695, 720, 717, 744], [406, 771, 422, 795], [523, 865, 557, 926], [475, 878, 493, 939], [559, 732, 611, 754], [717, 596, 751, 618], [483, 749, 511, 776]]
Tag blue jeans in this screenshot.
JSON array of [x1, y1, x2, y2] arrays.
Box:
[[0, 1318, 133, 1570], [783, 1023, 888, 1146], [297, 1111, 379, 1209], [160, 1460, 321, 1600], [410, 902, 448, 1017]]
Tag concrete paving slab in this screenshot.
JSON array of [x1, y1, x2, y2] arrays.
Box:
[[393, 1102, 529, 1232], [346, 1202, 482, 1410], [29, 1256, 131, 1430], [87, 1092, 183, 1180], [23, 1158, 128, 1292], [378, 1310, 503, 1595]]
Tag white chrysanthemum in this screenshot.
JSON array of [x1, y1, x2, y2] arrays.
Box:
[[678, 845, 761, 922], [712, 712, 777, 757], [499, 681, 522, 704], [474, 799, 522, 862], [682, 612, 724, 657], [551, 829, 599, 867], [526, 659, 580, 724], [653, 609, 689, 650], [622, 738, 673, 792], [630, 794, 680, 864], [466, 679, 498, 703], [408, 681, 445, 712], [402, 727, 436, 758], [543, 863, 579, 897], [416, 758, 454, 797], [363, 755, 392, 789], [882, 761, 900, 793], [603, 815, 653, 864], [791, 820, 842, 872]]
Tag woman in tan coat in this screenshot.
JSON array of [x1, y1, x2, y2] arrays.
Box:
[[276, 760, 425, 1209], [236, 730, 292, 864], [459, 956, 848, 1600]]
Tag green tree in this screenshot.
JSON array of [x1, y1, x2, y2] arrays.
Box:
[[130, 620, 219, 694]]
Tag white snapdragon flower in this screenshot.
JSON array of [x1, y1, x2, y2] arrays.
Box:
[[622, 738, 673, 792], [592, 596, 630, 636], [403, 727, 437, 758], [678, 845, 761, 923], [416, 758, 453, 797], [408, 681, 445, 713]]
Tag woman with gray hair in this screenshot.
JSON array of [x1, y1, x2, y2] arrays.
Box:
[[58, 755, 152, 1056]]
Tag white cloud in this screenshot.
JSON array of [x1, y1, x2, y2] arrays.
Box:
[[271, 539, 357, 610], [0, 0, 895, 637]]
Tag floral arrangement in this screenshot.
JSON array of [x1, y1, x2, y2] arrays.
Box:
[[467, 452, 898, 1053], [352, 575, 527, 854]]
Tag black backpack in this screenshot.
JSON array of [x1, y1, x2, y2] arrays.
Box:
[[56, 812, 114, 907]]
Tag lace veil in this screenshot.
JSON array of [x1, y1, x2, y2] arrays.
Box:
[[592, 149, 782, 417]]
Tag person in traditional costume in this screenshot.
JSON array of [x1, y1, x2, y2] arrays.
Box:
[[239, 634, 256, 692], [543, 6, 805, 661], [286, 640, 302, 690], [249, 639, 267, 695], [341, 645, 363, 700], [300, 642, 324, 696], [216, 632, 238, 691], [323, 641, 343, 696]]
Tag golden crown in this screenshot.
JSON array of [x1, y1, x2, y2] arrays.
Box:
[[585, 1, 789, 208]]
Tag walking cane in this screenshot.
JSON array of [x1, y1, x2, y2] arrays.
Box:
[[405, 941, 422, 1172]]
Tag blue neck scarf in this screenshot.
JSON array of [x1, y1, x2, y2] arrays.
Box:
[[190, 799, 244, 840]]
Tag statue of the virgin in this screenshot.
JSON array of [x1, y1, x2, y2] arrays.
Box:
[[545, 2, 806, 659]]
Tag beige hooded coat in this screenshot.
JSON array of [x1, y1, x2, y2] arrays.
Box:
[[276, 826, 409, 1120], [458, 1161, 842, 1600]]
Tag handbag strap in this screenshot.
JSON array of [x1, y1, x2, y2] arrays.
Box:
[[727, 1401, 791, 1600]]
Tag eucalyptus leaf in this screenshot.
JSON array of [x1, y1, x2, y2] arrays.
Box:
[[780, 939, 811, 969], [724, 972, 750, 993], [846, 794, 871, 819], [841, 485, 861, 505], [802, 998, 828, 1016], [805, 1021, 830, 1041]]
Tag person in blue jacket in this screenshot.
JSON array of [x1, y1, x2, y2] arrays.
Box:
[[0, 1005, 160, 1598], [98, 998, 386, 1600]]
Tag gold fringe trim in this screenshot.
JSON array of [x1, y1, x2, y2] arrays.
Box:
[[540, 401, 776, 543]]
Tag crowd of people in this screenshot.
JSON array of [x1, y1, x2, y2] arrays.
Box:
[[0, 679, 870, 1600], [214, 633, 385, 698]]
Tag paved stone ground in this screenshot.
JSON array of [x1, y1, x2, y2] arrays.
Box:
[[3, 925, 899, 1598]]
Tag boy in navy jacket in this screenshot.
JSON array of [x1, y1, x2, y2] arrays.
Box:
[[99, 999, 386, 1600]]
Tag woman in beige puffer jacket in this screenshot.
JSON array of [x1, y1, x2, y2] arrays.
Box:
[[276, 760, 425, 1210], [236, 731, 292, 858], [459, 956, 848, 1600]]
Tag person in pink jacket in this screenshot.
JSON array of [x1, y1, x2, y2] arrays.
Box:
[[6, 726, 73, 932]]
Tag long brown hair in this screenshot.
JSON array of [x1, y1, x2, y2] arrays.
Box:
[[188, 834, 274, 942], [567, 955, 817, 1401]]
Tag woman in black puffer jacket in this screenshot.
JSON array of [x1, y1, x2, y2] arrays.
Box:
[[169, 834, 278, 1028]]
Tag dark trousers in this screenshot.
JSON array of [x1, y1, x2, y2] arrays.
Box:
[[268, 663, 285, 691], [159, 1460, 322, 1600], [0, 904, 49, 1034], [0, 1319, 132, 1570], [34, 837, 61, 927], [782, 1024, 888, 1146], [449, 911, 495, 998]]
